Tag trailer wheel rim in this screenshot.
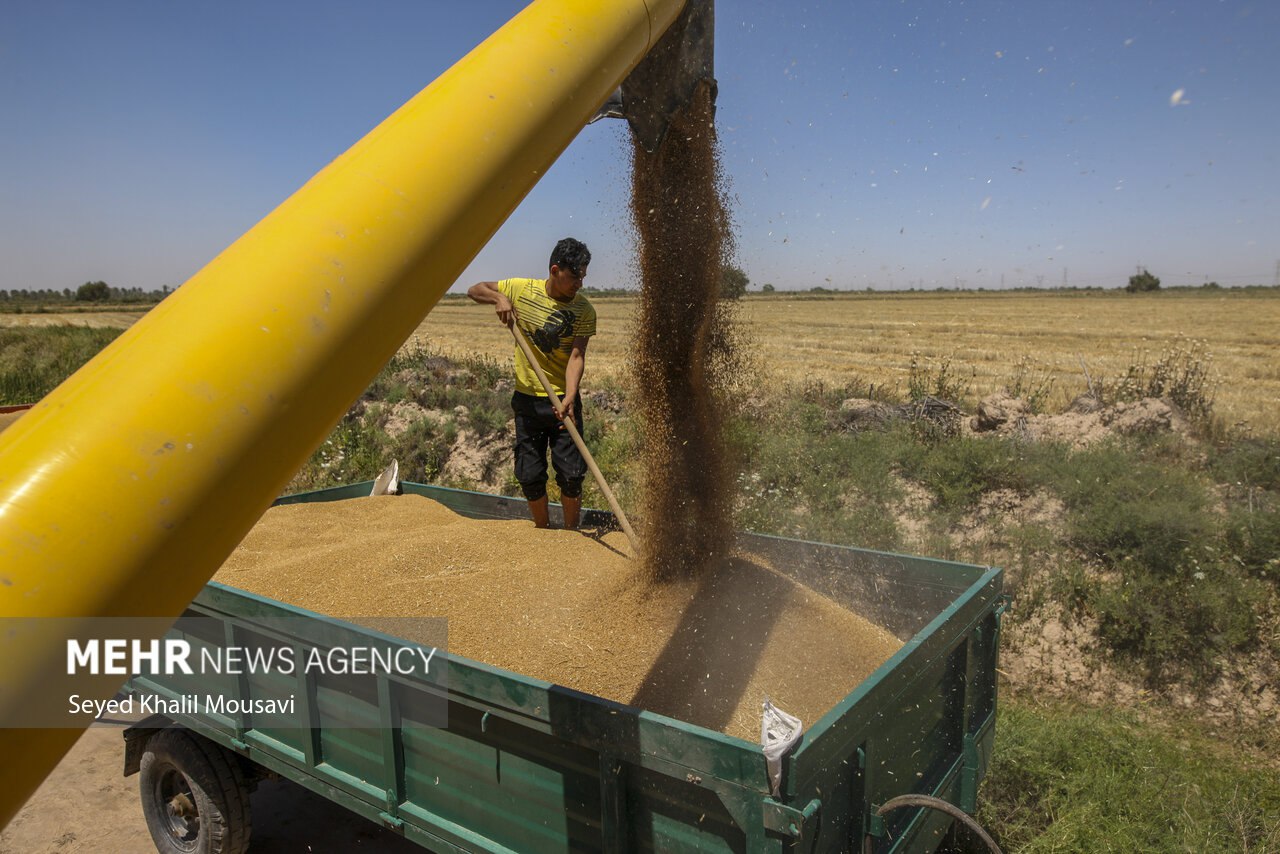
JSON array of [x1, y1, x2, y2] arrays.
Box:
[[152, 764, 201, 851]]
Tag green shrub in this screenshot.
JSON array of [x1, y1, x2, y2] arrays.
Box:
[[1045, 558, 1094, 618], [795, 432, 902, 549], [1051, 444, 1212, 570], [895, 435, 1045, 511], [292, 416, 387, 490], [1004, 353, 1057, 414], [1044, 442, 1272, 681], [387, 418, 450, 484], [289, 345, 508, 491], [1109, 337, 1219, 422], [579, 411, 643, 513], [901, 353, 972, 441], [0, 326, 122, 404], [734, 424, 902, 549], [374, 344, 508, 414], [1090, 565, 1261, 683], [907, 351, 972, 403], [980, 699, 1280, 852], [1224, 504, 1280, 584], [1208, 435, 1280, 493], [468, 403, 509, 437], [797, 375, 886, 407], [382, 379, 409, 405]]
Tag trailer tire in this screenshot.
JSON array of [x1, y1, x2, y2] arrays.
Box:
[[138, 728, 252, 854]]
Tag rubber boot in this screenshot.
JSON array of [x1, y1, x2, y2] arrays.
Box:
[[561, 495, 581, 530], [528, 496, 550, 528]]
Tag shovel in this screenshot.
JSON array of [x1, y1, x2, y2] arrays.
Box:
[[508, 322, 641, 556]]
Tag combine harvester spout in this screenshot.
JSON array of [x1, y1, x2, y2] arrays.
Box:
[[592, 0, 716, 152]]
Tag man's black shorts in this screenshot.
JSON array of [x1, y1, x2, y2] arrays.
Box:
[[511, 391, 586, 501]]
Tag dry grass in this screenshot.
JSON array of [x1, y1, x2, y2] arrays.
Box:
[[7, 290, 1275, 432], [0, 310, 144, 329], [418, 289, 1280, 433]]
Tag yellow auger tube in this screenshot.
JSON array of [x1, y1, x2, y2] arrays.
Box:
[[0, 0, 686, 825]]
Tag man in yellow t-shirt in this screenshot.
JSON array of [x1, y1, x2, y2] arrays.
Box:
[[467, 238, 597, 529]]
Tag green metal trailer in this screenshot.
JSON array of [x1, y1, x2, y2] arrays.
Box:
[[122, 482, 1005, 853]]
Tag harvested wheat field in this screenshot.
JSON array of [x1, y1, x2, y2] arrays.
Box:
[[411, 289, 1280, 431], [214, 494, 902, 742], [0, 310, 144, 329]]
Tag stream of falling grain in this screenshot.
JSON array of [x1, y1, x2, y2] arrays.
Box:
[[629, 82, 738, 582]]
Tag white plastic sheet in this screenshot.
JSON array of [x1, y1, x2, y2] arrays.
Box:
[[761, 698, 803, 796], [370, 460, 400, 496]]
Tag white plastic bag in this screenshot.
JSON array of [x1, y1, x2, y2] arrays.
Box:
[[370, 460, 400, 496], [761, 699, 803, 796]]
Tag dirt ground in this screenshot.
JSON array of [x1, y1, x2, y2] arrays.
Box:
[[2, 725, 421, 853]]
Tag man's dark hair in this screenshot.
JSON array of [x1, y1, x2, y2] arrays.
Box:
[[550, 238, 591, 277]]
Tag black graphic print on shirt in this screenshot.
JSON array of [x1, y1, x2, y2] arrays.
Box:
[[530, 308, 578, 353]]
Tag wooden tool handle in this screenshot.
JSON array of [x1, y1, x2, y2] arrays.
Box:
[[509, 322, 641, 555]]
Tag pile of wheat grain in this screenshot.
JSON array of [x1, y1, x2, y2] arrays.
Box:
[[214, 494, 902, 741]]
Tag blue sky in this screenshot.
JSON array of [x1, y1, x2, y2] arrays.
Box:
[[3, 1, 1277, 293]]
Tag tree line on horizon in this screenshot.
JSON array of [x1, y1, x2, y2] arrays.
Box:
[[0, 281, 172, 305], [579, 265, 1268, 297], [5, 270, 1271, 307]]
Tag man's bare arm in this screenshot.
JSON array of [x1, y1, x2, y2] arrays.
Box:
[[559, 336, 590, 419], [467, 281, 514, 326]]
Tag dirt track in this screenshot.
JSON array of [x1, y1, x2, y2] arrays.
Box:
[[2, 725, 420, 853]]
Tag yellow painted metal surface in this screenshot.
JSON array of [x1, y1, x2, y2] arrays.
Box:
[[0, 0, 686, 826]]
